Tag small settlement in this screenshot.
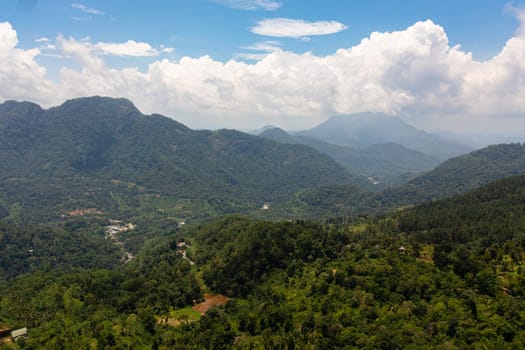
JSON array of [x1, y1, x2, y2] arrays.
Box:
[[106, 220, 137, 263]]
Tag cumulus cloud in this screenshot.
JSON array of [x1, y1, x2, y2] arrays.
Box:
[[0, 22, 55, 104], [1, 17, 525, 132], [211, 0, 282, 11], [251, 18, 348, 39]]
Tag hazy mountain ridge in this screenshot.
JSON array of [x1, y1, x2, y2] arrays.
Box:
[[2, 96, 523, 224], [298, 112, 472, 160], [255, 142, 525, 216], [259, 126, 440, 186]]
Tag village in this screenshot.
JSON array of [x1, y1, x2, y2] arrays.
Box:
[[105, 220, 137, 263]]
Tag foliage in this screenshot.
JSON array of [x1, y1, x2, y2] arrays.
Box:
[[260, 127, 440, 187], [3, 176, 525, 348], [0, 220, 120, 279], [375, 143, 525, 208], [165, 176, 525, 348], [3, 97, 525, 348], [0, 238, 200, 349], [0, 97, 363, 224], [194, 216, 347, 297]]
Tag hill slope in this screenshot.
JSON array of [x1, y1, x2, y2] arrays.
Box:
[[0, 97, 366, 223], [374, 143, 525, 208], [298, 112, 471, 160], [3, 174, 525, 348], [260, 127, 440, 186]]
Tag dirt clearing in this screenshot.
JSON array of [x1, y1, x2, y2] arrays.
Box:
[[192, 293, 230, 315]]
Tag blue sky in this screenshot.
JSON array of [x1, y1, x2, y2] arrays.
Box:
[[3, 0, 521, 61], [1, 0, 525, 134]]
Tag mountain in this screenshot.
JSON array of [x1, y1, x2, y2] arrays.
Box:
[[0, 97, 367, 223], [259, 127, 440, 186], [298, 112, 472, 160], [259, 127, 300, 144], [436, 129, 525, 149], [248, 124, 280, 135], [374, 143, 525, 207]]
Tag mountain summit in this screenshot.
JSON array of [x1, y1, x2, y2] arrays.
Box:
[[299, 113, 472, 160]]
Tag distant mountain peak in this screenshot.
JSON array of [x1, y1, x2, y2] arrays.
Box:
[[248, 124, 280, 135], [258, 127, 299, 144], [259, 127, 289, 137], [299, 112, 471, 160]]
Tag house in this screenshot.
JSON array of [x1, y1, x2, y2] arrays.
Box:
[[11, 327, 28, 342]]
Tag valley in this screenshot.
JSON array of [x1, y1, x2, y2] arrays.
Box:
[[1, 97, 525, 349]]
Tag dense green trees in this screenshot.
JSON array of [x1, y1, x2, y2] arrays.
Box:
[[175, 176, 525, 348], [4, 172, 525, 348], [0, 221, 120, 279], [0, 97, 364, 225], [0, 238, 200, 349], [195, 217, 347, 297], [375, 143, 525, 208]]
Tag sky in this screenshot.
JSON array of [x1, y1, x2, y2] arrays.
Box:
[[1, 0, 525, 135]]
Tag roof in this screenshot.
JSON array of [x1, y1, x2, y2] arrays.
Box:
[[11, 327, 28, 340]]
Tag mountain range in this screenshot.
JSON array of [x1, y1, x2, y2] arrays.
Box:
[[0, 97, 365, 223], [259, 127, 441, 186], [2, 96, 525, 224], [263, 142, 525, 216], [373, 142, 525, 208], [297, 112, 472, 160]]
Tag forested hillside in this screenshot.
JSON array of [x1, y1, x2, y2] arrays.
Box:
[[374, 143, 525, 208], [260, 127, 440, 186], [0, 97, 366, 223], [2, 175, 525, 348]]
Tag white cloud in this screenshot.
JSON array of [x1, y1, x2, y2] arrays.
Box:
[[35, 37, 49, 42], [2, 16, 525, 133], [160, 45, 174, 54], [233, 52, 269, 61], [0, 22, 55, 104], [56, 36, 173, 59], [211, 0, 282, 11], [251, 18, 348, 39], [235, 40, 281, 60], [72, 3, 104, 16], [96, 40, 164, 57], [243, 40, 281, 52]]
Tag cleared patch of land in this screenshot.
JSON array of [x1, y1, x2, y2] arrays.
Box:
[[192, 293, 230, 315]]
